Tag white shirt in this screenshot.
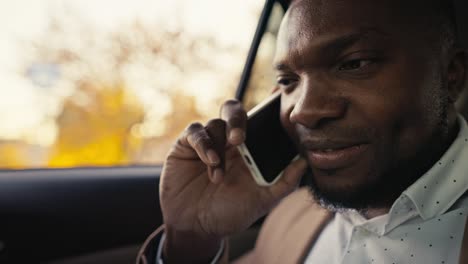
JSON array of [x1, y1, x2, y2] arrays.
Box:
[[305, 115, 468, 264]]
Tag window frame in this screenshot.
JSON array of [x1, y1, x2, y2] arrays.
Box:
[[235, 0, 288, 101]]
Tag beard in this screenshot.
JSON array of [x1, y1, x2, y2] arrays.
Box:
[[302, 102, 453, 212]]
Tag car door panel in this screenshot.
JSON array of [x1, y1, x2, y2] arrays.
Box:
[[0, 167, 162, 263]]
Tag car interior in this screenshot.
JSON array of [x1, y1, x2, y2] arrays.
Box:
[[0, 0, 467, 263]]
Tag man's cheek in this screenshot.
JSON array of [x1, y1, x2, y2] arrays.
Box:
[[282, 120, 301, 147], [280, 99, 298, 141]]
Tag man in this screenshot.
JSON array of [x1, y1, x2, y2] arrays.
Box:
[[138, 0, 468, 263]]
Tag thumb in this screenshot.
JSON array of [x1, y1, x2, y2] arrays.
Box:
[[268, 157, 308, 199]]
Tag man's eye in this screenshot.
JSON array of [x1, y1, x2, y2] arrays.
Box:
[[277, 77, 296, 87], [338, 59, 373, 71]]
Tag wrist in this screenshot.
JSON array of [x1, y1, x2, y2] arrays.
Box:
[[163, 226, 223, 264]]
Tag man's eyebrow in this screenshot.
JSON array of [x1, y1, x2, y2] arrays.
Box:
[[275, 63, 290, 71], [274, 28, 390, 71], [321, 28, 389, 55]]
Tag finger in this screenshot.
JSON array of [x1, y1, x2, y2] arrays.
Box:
[[183, 122, 220, 166], [268, 157, 308, 199], [205, 119, 227, 184], [220, 99, 247, 146]]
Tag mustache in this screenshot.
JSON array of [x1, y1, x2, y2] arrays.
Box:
[[294, 125, 374, 150]]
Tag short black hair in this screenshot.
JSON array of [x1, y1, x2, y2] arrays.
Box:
[[288, 0, 459, 50]]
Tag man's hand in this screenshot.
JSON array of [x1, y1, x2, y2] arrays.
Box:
[[160, 99, 308, 263]]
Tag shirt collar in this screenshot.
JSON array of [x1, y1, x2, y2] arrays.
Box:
[[336, 115, 468, 235], [402, 114, 468, 221]]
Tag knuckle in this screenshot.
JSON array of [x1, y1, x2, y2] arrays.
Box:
[[221, 100, 245, 119], [192, 133, 210, 148], [185, 122, 204, 132], [205, 119, 227, 136], [205, 118, 225, 128], [223, 99, 241, 107], [228, 116, 244, 126]]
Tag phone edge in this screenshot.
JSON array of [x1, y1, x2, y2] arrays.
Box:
[[246, 90, 281, 118], [237, 143, 275, 186]]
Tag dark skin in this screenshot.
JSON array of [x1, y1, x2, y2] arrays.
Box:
[[160, 0, 466, 262]]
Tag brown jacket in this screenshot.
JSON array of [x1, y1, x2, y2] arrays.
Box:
[[137, 188, 468, 264]]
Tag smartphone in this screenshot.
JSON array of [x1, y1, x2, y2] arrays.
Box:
[[237, 91, 299, 186]]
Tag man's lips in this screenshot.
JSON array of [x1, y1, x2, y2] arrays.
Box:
[[302, 140, 370, 170]]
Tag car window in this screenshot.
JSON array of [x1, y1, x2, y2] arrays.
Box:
[[0, 0, 267, 169], [243, 2, 285, 111]]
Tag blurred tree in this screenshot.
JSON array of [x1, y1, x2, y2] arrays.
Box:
[[13, 7, 257, 168], [134, 90, 206, 163], [27, 16, 243, 167], [0, 143, 27, 169], [48, 81, 144, 167]]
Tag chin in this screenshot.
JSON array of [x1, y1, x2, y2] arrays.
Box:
[[306, 165, 388, 211]]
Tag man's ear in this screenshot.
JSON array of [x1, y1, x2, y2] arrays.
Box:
[[447, 49, 467, 103]]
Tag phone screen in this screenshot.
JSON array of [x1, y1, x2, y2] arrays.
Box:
[[244, 94, 298, 184]]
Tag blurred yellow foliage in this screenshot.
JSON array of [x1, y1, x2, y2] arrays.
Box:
[[0, 143, 27, 169], [48, 81, 144, 167]]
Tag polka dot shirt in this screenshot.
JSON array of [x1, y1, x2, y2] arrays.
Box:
[[305, 115, 468, 264]]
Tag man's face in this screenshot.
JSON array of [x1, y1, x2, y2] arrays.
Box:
[[275, 0, 455, 209]]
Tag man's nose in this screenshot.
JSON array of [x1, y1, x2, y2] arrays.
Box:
[[289, 79, 347, 128]]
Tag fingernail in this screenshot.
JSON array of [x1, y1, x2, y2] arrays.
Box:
[[213, 168, 223, 184], [207, 150, 220, 165], [229, 128, 245, 143]]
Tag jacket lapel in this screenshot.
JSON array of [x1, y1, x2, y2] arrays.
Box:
[[281, 203, 334, 263], [250, 188, 333, 264]]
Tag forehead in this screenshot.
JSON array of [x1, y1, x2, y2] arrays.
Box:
[[275, 0, 408, 64], [285, 0, 400, 32]]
